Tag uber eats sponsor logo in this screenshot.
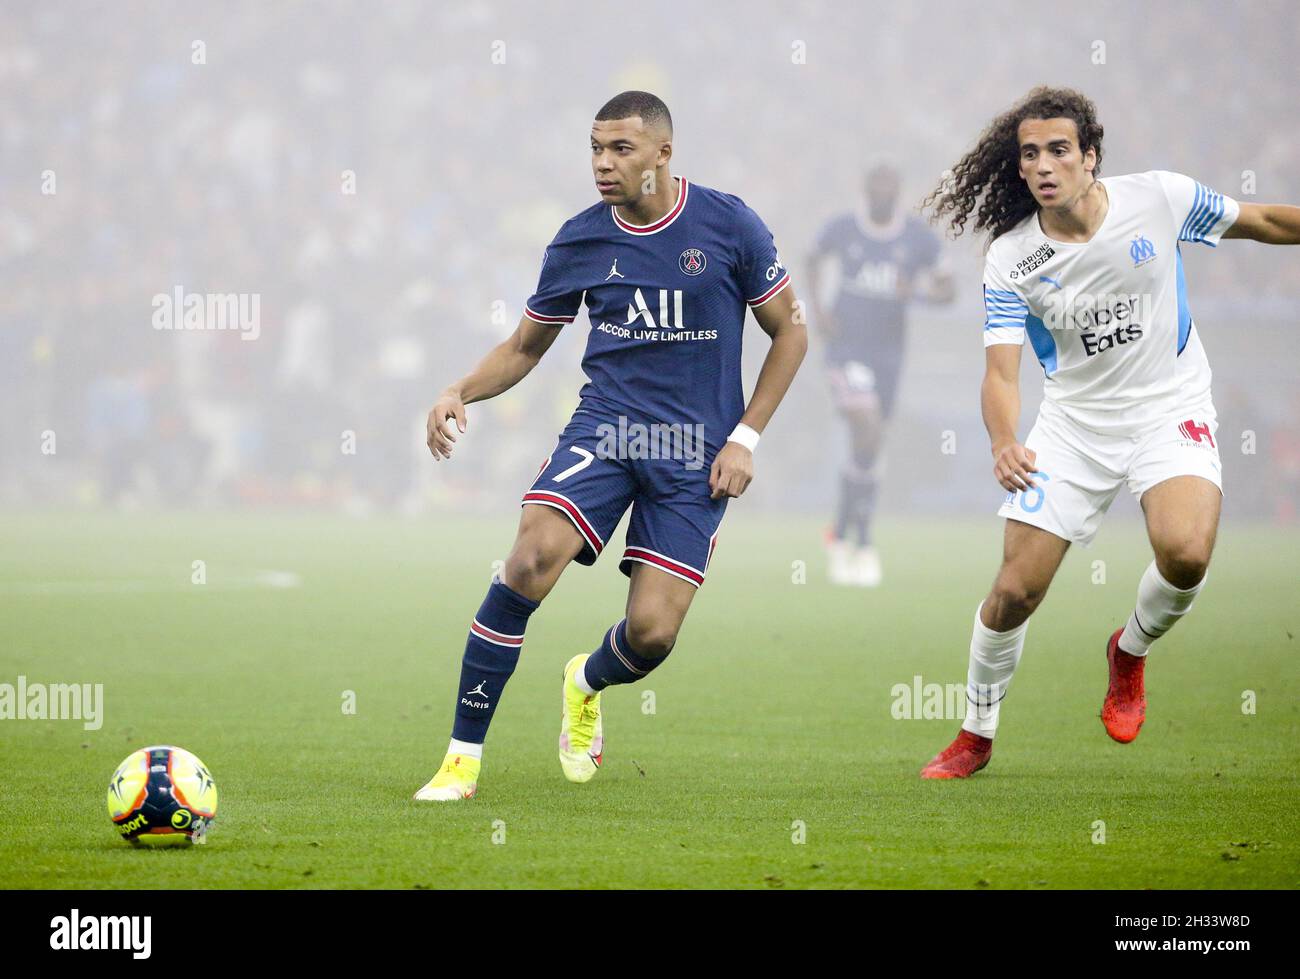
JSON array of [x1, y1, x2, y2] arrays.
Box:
[[50, 909, 151, 959], [1042, 291, 1152, 356]]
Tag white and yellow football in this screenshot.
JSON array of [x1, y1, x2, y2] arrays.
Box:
[[107, 745, 218, 846]]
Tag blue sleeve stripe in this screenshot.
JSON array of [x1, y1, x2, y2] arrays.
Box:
[[983, 284, 1027, 329], [1179, 181, 1225, 243], [984, 290, 1026, 306], [1187, 187, 1221, 240], [1193, 192, 1224, 241], [1177, 181, 1205, 241], [1025, 313, 1057, 376]]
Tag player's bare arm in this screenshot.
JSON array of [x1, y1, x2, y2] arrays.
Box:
[[426, 316, 563, 460], [917, 266, 957, 304], [709, 285, 808, 500], [982, 342, 1038, 493], [804, 249, 837, 340], [1221, 201, 1300, 243]]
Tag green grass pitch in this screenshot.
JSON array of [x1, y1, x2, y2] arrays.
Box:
[[0, 510, 1295, 889]]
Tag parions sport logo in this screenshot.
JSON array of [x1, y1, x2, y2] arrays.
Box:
[[678, 248, 707, 275], [1040, 290, 1153, 357], [1006, 242, 1055, 280]]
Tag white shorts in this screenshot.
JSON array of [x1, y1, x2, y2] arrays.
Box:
[[996, 398, 1223, 546]]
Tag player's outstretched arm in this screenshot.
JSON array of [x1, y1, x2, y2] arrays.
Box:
[[1222, 202, 1300, 244], [804, 251, 837, 341], [982, 342, 1039, 492], [918, 267, 957, 305], [709, 287, 808, 500], [426, 316, 563, 460]]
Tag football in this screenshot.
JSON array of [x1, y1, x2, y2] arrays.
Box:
[[106, 745, 218, 847]]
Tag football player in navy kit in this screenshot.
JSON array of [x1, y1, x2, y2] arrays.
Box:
[[808, 162, 954, 586], [415, 91, 807, 800]]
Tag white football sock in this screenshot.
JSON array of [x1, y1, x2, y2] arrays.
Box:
[[1118, 561, 1205, 657], [574, 659, 599, 695], [448, 738, 483, 760], [960, 601, 1029, 740]]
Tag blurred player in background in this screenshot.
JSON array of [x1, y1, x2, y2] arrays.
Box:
[[415, 91, 806, 801], [920, 86, 1300, 778], [807, 162, 953, 586]]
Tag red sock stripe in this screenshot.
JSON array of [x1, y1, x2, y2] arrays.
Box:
[[470, 619, 524, 647], [608, 618, 646, 675]]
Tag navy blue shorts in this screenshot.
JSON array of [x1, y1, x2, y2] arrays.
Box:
[[521, 405, 727, 588], [827, 355, 904, 419]]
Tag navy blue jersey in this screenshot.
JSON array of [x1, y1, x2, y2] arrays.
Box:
[[525, 177, 789, 452], [813, 212, 940, 364]]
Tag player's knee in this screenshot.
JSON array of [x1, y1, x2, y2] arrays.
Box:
[[1156, 543, 1211, 590], [988, 577, 1048, 625], [624, 615, 677, 660], [503, 542, 565, 593], [849, 407, 882, 442], [847, 434, 878, 468]]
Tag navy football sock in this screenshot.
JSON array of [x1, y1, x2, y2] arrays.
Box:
[[832, 470, 855, 541], [854, 471, 879, 547], [449, 576, 540, 744], [581, 619, 667, 691], [835, 466, 878, 546]]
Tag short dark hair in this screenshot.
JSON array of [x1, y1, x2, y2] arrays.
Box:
[[595, 90, 672, 135]]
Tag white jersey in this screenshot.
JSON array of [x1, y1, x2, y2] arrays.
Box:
[[982, 170, 1239, 435]]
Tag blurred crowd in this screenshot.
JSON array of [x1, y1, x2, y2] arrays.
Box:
[[2, 0, 1297, 520]]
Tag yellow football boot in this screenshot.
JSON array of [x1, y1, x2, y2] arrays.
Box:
[[413, 751, 480, 801], [559, 654, 604, 783]]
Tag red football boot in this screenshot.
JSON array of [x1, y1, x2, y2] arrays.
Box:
[[1101, 627, 1147, 743], [920, 728, 993, 779]]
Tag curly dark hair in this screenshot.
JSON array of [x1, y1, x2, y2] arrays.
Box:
[[922, 86, 1105, 244]]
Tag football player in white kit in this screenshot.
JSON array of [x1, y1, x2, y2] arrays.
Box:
[[919, 86, 1300, 777]]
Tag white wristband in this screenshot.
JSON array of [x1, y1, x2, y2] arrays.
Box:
[[727, 423, 760, 452]]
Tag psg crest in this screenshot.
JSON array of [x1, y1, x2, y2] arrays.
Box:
[[679, 248, 707, 275]]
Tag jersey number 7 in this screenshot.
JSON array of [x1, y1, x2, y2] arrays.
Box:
[[553, 447, 595, 482]]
